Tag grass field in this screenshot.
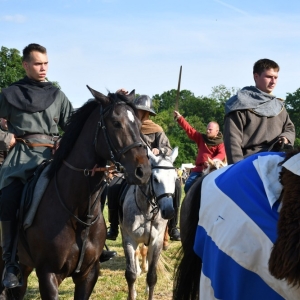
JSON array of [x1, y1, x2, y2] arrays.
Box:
[[23, 191, 184, 299]]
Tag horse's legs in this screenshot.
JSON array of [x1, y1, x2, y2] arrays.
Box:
[[73, 261, 99, 300], [124, 241, 138, 300], [134, 247, 142, 276], [163, 226, 169, 250], [139, 244, 148, 273], [35, 269, 60, 300], [145, 244, 162, 300]]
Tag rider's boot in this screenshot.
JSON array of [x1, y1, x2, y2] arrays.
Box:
[[168, 179, 181, 241], [1, 221, 21, 288], [168, 209, 181, 241], [106, 209, 119, 240], [99, 248, 117, 263]]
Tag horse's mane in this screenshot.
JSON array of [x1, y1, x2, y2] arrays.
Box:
[[269, 147, 300, 286], [47, 92, 136, 179], [279, 147, 300, 165]]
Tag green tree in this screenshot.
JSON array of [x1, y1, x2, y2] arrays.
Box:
[[285, 88, 300, 146], [0, 46, 25, 91], [209, 84, 240, 104]]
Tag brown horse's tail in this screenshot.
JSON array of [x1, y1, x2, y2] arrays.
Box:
[[269, 168, 300, 286], [173, 177, 204, 300]]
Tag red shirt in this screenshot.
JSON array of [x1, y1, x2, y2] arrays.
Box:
[[177, 116, 226, 172]]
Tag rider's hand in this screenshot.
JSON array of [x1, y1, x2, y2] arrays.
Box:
[[8, 134, 16, 149], [279, 136, 288, 144], [152, 148, 160, 155], [116, 88, 128, 95], [174, 110, 181, 120]]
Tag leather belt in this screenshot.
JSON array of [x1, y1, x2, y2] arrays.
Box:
[[16, 134, 60, 148], [17, 134, 59, 141]]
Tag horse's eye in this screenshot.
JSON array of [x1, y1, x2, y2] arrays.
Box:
[[112, 121, 122, 128]]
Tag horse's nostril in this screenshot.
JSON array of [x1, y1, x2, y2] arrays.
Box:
[[136, 166, 143, 178]]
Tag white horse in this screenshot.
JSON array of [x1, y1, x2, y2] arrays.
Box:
[[120, 147, 178, 300]]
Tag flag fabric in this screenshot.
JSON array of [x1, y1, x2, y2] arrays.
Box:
[[194, 152, 300, 300]]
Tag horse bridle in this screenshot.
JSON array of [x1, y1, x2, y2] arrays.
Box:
[[93, 103, 144, 172], [55, 100, 144, 272], [135, 164, 176, 246], [136, 165, 176, 219]]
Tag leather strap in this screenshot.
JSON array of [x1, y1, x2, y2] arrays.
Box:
[[63, 160, 117, 177], [17, 134, 59, 141]]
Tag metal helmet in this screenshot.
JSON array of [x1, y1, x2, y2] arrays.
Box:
[[134, 95, 156, 116]]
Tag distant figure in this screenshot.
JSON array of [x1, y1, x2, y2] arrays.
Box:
[[0, 119, 11, 165], [174, 110, 226, 193], [224, 58, 295, 164]]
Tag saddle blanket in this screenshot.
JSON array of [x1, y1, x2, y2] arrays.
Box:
[[194, 152, 300, 300], [23, 164, 51, 230]]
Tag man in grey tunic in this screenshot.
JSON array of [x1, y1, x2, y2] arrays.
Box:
[[224, 58, 295, 164], [0, 43, 74, 288]]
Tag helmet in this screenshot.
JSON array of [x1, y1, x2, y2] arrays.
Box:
[[134, 95, 156, 116]]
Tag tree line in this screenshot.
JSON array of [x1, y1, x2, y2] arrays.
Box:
[[1, 46, 300, 167]]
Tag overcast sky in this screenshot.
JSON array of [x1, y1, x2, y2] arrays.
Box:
[[1, 0, 300, 107]]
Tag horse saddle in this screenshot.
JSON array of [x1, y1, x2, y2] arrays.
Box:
[[19, 160, 52, 230]]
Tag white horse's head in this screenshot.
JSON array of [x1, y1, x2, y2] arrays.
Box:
[[147, 147, 179, 219]]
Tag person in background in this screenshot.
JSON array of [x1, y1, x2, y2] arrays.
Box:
[[223, 58, 295, 164], [0, 119, 11, 165], [174, 110, 226, 193]]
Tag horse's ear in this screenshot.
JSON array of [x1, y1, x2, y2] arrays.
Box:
[[86, 85, 110, 106], [126, 90, 136, 102], [170, 147, 179, 163]]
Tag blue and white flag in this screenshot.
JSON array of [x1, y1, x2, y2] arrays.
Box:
[[194, 152, 300, 300]]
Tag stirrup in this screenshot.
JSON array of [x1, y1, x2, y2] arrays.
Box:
[[2, 263, 23, 288]]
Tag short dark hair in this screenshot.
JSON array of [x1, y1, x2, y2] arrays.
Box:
[[22, 43, 47, 62], [253, 59, 280, 75]]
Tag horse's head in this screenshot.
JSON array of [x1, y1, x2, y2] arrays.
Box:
[[148, 147, 178, 220], [87, 86, 151, 185]]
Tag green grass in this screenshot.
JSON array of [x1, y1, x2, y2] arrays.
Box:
[[23, 188, 185, 299]]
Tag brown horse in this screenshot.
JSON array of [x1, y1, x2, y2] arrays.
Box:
[[0, 87, 151, 300], [173, 150, 300, 300]]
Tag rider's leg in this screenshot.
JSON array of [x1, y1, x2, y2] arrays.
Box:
[[168, 179, 181, 241], [0, 179, 24, 288], [184, 171, 202, 194], [99, 184, 117, 261], [106, 177, 124, 240]]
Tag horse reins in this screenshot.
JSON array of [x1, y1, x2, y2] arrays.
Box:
[[54, 99, 144, 272], [135, 164, 176, 246]]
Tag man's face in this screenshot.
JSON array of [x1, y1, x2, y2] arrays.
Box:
[[254, 68, 278, 94], [22, 51, 48, 81], [206, 122, 219, 138]]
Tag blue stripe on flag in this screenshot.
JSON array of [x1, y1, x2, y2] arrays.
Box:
[[215, 152, 283, 244], [194, 226, 284, 300]]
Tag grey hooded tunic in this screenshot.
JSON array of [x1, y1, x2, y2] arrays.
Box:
[[224, 86, 295, 164], [0, 88, 73, 190]]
